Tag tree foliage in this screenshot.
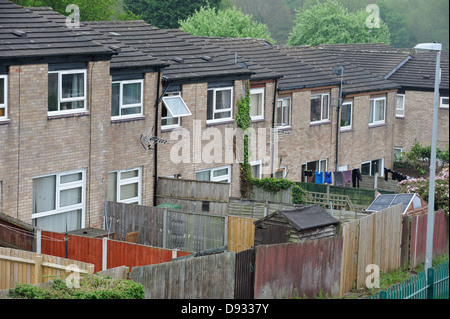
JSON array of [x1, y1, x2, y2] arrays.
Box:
[[179, 5, 274, 42], [123, 0, 222, 29], [287, 0, 391, 46]]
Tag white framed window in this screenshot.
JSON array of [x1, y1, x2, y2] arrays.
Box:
[[276, 97, 291, 127], [394, 147, 403, 161], [310, 93, 330, 123], [250, 160, 262, 179], [275, 166, 287, 179], [340, 101, 352, 131], [48, 70, 87, 115], [250, 88, 264, 121], [361, 158, 384, 176], [396, 94, 405, 117], [32, 169, 86, 232], [440, 96, 449, 109], [161, 92, 191, 129], [369, 97, 386, 125], [196, 165, 231, 183], [111, 79, 144, 119], [0, 75, 7, 120], [207, 87, 233, 123], [107, 167, 142, 205]]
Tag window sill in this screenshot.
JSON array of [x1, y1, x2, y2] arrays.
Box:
[[396, 115, 405, 119], [340, 127, 353, 133], [251, 117, 265, 123], [48, 111, 89, 120], [161, 125, 182, 133], [310, 120, 331, 127], [111, 116, 146, 124], [0, 119, 10, 125], [368, 122, 387, 128], [276, 126, 292, 132], [206, 119, 235, 127]]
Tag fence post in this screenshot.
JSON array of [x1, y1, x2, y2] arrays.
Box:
[[163, 208, 168, 249], [34, 255, 43, 285], [427, 268, 435, 299], [224, 215, 229, 247], [36, 228, 41, 254], [102, 237, 108, 271]]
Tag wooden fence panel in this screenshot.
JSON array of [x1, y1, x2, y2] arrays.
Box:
[[130, 252, 236, 299], [234, 248, 255, 299], [0, 213, 36, 251], [340, 219, 360, 296], [410, 210, 449, 269], [0, 247, 94, 290], [228, 216, 256, 253], [254, 237, 343, 299]]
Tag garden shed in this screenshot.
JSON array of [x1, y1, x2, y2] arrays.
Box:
[[254, 205, 340, 246]]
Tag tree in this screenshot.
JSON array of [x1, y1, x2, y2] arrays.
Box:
[[123, 0, 222, 29], [10, 0, 137, 21], [286, 0, 391, 46], [179, 5, 274, 42]]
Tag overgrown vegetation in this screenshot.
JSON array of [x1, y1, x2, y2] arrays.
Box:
[[8, 274, 145, 299], [251, 177, 307, 204], [395, 142, 449, 175]]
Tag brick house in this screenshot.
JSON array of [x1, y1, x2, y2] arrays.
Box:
[[0, 1, 167, 232]]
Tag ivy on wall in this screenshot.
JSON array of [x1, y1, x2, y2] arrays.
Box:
[[251, 178, 306, 205]]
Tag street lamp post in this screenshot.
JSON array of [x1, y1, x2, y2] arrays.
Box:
[[414, 42, 442, 271]]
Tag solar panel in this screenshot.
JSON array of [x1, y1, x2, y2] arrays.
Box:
[[367, 193, 415, 214]]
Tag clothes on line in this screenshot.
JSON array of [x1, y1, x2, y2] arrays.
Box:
[[315, 171, 324, 184], [324, 171, 333, 184], [384, 167, 408, 182]]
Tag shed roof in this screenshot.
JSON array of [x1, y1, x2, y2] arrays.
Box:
[[0, 0, 114, 61], [255, 205, 340, 231]]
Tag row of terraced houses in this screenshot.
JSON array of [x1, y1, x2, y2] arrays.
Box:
[[0, 0, 448, 233]]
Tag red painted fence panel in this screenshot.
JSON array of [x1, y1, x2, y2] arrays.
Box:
[[254, 236, 343, 299], [409, 210, 449, 269], [41, 231, 191, 273]]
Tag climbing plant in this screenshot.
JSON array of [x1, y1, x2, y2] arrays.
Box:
[[251, 177, 307, 205], [236, 80, 252, 198]]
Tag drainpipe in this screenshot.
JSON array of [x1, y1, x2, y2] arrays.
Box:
[[335, 69, 345, 172], [271, 78, 279, 178], [153, 69, 161, 207]]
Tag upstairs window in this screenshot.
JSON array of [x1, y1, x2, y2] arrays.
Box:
[[48, 70, 86, 114], [310, 93, 330, 123], [111, 80, 143, 119], [396, 94, 405, 117], [161, 92, 191, 128], [340, 101, 352, 131], [0, 75, 7, 120], [207, 87, 233, 123], [440, 96, 449, 109], [369, 97, 386, 125], [276, 97, 291, 127], [250, 88, 264, 121]]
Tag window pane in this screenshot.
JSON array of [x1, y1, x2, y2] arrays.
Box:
[[250, 92, 263, 117], [0, 78, 4, 105], [196, 171, 210, 181], [33, 175, 56, 214], [163, 96, 191, 117], [60, 187, 82, 207], [214, 111, 231, 119], [277, 100, 283, 126], [111, 83, 120, 117], [60, 173, 82, 184], [215, 89, 231, 110], [371, 159, 380, 175], [121, 106, 141, 116], [0, 108, 4, 117], [48, 73, 59, 112], [322, 95, 329, 120], [123, 82, 141, 105], [61, 73, 84, 99], [60, 101, 84, 110], [375, 100, 385, 122], [107, 172, 117, 202], [361, 162, 371, 175], [284, 99, 290, 125], [341, 103, 351, 127], [251, 164, 260, 178], [207, 90, 214, 120], [213, 168, 228, 177], [310, 96, 321, 122], [120, 183, 138, 200], [121, 169, 139, 180], [34, 209, 81, 233]]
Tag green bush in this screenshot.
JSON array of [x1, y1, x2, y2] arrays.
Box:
[[251, 177, 307, 204], [8, 274, 145, 299]]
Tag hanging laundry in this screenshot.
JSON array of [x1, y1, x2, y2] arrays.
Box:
[[352, 168, 362, 188], [342, 170, 352, 186], [307, 172, 315, 183], [324, 171, 333, 184], [334, 171, 344, 187], [315, 171, 324, 184]]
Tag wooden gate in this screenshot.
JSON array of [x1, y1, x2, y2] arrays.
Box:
[[234, 248, 255, 299]]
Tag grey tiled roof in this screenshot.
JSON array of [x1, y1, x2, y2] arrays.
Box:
[[0, 0, 113, 60], [85, 21, 254, 82], [199, 37, 340, 91], [28, 7, 167, 70], [280, 45, 400, 95]]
